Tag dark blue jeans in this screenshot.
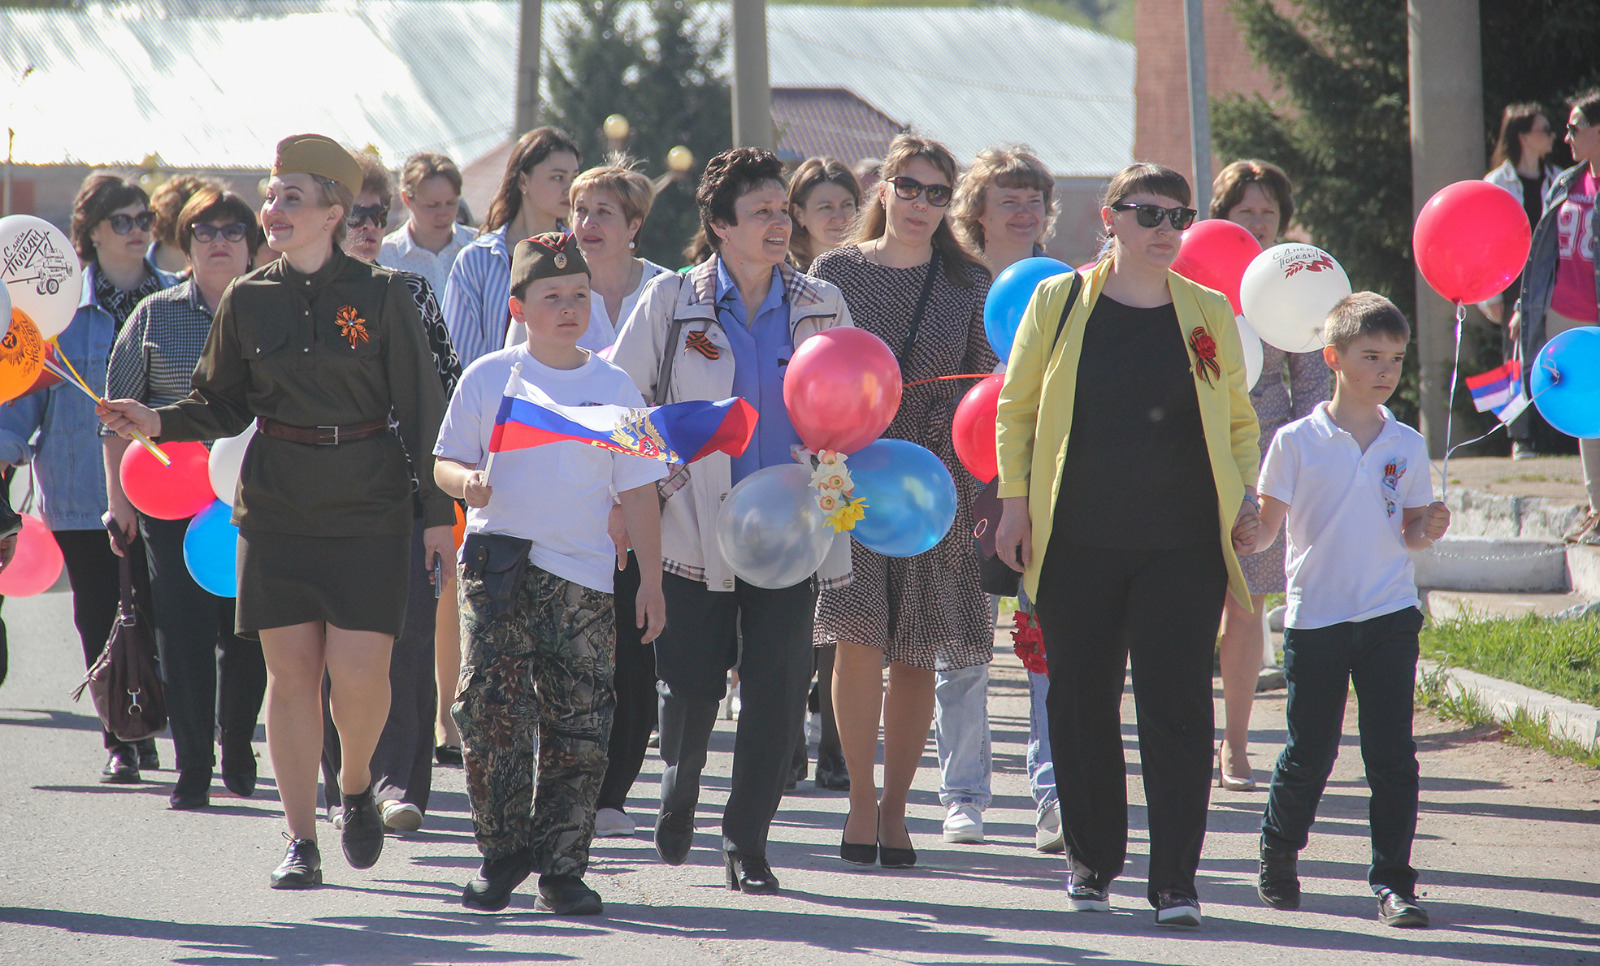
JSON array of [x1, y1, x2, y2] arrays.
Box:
[[1262, 606, 1424, 896]]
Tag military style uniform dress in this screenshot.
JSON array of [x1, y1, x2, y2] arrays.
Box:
[[156, 247, 453, 636]]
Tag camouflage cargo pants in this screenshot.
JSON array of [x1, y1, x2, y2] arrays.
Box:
[[452, 561, 616, 876]]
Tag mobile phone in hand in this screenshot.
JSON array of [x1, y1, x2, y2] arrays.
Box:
[[432, 553, 443, 599]]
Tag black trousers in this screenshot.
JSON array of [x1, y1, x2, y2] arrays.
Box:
[[322, 522, 436, 811], [654, 572, 818, 857], [597, 552, 657, 813], [56, 527, 152, 750], [1263, 606, 1424, 896], [1034, 542, 1227, 907], [140, 515, 264, 773]]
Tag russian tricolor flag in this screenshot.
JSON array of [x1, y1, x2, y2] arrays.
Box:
[[488, 366, 757, 465], [1465, 360, 1528, 423]]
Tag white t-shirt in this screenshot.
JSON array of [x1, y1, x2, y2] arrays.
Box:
[[434, 346, 668, 594], [504, 259, 669, 353], [1257, 403, 1434, 630]]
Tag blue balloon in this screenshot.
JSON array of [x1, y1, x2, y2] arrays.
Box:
[[1532, 326, 1600, 439], [184, 499, 239, 598], [847, 439, 958, 557], [983, 256, 1071, 362]]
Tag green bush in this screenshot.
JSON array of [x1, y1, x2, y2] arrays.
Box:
[[1420, 615, 1600, 707]]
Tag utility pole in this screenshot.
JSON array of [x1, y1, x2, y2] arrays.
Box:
[[515, 0, 542, 135], [1408, 0, 1483, 456], [1183, 0, 1212, 215], [730, 0, 773, 150]]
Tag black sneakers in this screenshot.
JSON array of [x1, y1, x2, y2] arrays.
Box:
[[655, 809, 695, 866], [270, 837, 322, 889], [339, 787, 385, 869], [100, 747, 139, 784], [1377, 889, 1430, 928], [462, 848, 535, 913], [1154, 892, 1203, 927], [1258, 842, 1302, 910], [538, 874, 603, 916]]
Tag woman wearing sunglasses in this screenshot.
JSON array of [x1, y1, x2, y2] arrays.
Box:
[[102, 184, 267, 810], [808, 134, 997, 869], [994, 163, 1260, 925], [100, 135, 455, 890], [0, 172, 175, 784]]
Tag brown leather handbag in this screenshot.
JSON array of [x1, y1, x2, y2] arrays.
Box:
[[72, 515, 166, 741]]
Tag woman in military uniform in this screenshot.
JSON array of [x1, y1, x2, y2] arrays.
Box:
[[100, 135, 455, 889]]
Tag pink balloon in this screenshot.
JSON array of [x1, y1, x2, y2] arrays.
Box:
[[120, 441, 215, 521], [783, 328, 903, 454], [1414, 180, 1533, 305], [1171, 220, 1262, 314], [0, 513, 64, 596]]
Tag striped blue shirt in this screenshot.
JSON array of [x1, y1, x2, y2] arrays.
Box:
[[441, 226, 513, 368]]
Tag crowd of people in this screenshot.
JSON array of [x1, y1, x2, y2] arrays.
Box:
[[9, 89, 1597, 925]]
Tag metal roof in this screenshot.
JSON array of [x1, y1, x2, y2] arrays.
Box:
[[0, 2, 1133, 176], [771, 87, 905, 166]]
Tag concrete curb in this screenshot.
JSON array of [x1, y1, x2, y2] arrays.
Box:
[[1418, 659, 1600, 750], [1412, 535, 1570, 593]]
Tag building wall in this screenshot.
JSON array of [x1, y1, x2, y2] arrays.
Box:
[[4, 165, 268, 235]]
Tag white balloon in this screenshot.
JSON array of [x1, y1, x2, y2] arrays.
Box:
[[207, 421, 258, 507], [716, 463, 835, 590], [0, 215, 84, 340], [1239, 243, 1351, 354], [1235, 314, 1264, 391], [0, 270, 10, 329]]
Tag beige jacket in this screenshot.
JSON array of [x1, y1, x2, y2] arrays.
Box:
[[610, 257, 855, 592]]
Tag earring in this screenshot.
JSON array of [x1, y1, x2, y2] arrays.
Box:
[[629, 240, 637, 250]]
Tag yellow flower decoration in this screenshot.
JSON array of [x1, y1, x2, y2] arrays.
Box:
[[825, 497, 869, 533]]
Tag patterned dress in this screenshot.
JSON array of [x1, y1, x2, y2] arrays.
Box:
[[809, 245, 998, 671], [1241, 344, 1332, 594]]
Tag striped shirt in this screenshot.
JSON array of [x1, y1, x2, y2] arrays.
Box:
[[104, 279, 215, 417], [441, 226, 513, 368]]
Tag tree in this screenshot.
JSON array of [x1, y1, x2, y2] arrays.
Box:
[[543, 0, 731, 267]]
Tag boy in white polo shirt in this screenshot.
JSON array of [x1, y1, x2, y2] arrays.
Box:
[[433, 232, 667, 916], [1247, 292, 1451, 928]]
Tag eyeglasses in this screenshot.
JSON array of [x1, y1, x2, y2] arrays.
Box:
[[1110, 202, 1197, 230], [190, 222, 250, 244], [347, 204, 388, 229], [1568, 121, 1591, 137], [887, 177, 953, 208], [106, 211, 155, 235]]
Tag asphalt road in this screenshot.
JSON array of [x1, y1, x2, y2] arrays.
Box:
[[1, 589, 1596, 966]]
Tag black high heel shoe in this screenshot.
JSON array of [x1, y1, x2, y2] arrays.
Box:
[[724, 851, 780, 894], [840, 806, 878, 865], [878, 815, 916, 869]]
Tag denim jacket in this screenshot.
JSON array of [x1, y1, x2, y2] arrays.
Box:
[[0, 261, 177, 530], [1516, 162, 1600, 375]]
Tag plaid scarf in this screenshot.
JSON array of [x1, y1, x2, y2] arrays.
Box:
[[93, 264, 165, 331]]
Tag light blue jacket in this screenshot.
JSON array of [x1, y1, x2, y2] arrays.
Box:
[[0, 261, 177, 531]]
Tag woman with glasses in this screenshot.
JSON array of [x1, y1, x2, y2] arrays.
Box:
[[100, 135, 455, 890], [787, 157, 860, 273], [103, 185, 267, 809], [993, 163, 1260, 924], [0, 172, 174, 784], [808, 134, 996, 869], [1511, 89, 1600, 546], [443, 127, 581, 367]]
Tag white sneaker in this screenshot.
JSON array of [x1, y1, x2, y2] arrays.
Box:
[[942, 803, 984, 843], [381, 800, 423, 832], [1035, 802, 1064, 853], [593, 807, 635, 838]]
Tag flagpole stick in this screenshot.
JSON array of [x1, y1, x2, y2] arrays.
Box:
[[481, 361, 522, 485], [43, 356, 170, 466]]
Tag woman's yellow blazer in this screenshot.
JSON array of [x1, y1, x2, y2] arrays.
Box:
[[994, 258, 1261, 606]]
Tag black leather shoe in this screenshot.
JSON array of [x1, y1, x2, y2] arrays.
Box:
[[100, 747, 140, 784], [654, 809, 694, 866], [270, 837, 322, 889], [339, 787, 385, 869], [1377, 889, 1430, 928], [724, 851, 780, 894], [462, 847, 534, 913], [136, 738, 159, 771], [878, 816, 916, 869], [435, 744, 463, 766], [815, 752, 850, 791], [220, 735, 257, 798], [1258, 841, 1301, 909], [169, 768, 212, 810], [538, 873, 603, 915]]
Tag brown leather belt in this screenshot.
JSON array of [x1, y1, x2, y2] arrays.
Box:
[[257, 417, 390, 446]]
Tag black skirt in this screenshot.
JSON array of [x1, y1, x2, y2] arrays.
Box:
[[235, 527, 412, 638]]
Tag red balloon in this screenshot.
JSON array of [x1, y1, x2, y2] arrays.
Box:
[[952, 373, 1004, 482], [1171, 220, 1261, 314], [119, 440, 216, 521], [1414, 180, 1532, 305], [783, 328, 902, 454], [0, 513, 64, 597]]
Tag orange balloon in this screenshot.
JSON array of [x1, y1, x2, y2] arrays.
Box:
[[0, 310, 44, 404]]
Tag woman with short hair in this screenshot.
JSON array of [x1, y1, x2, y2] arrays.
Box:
[[148, 175, 209, 275], [786, 157, 860, 273], [951, 147, 1056, 273]]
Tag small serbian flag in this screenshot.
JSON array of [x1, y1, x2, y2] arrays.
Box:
[[1465, 360, 1530, 424], [488, 365, 757, 464]]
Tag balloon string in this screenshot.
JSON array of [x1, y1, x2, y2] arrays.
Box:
[[1439, 304, 1465, 502], [902, 373, 992, 388], [41, 352, 170, 467]]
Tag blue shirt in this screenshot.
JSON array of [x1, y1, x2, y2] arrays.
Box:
[[715, 260, 799, 484]]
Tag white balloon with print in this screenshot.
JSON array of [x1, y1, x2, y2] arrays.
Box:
[[1235, 314, 1264, 390], [0, 215, 84, 340], [1239, 243, 1351, 354]]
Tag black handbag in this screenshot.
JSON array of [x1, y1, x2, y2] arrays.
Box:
[[460, 531, 533, 619], [73, 515, 167, 742]]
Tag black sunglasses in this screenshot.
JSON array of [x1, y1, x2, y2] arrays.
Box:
[[106, 211, 155, 235], [190, 222, 250, 244], [887, 176, 953, 208], [347, 203, 389, 229], [1110, 202, 1197, 230]]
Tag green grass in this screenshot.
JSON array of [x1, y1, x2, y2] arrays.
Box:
[[1415, 666, 1600, 769], [1420, 615, 1600, 707]]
